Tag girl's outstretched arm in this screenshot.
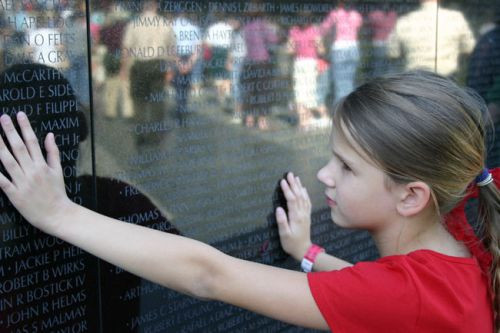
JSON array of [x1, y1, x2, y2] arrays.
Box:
[[0, 113, 328, 330], [276, 173, 353, 271]]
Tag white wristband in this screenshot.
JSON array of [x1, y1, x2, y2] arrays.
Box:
[[301, 258, 314, 272]]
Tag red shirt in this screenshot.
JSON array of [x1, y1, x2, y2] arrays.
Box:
[[308, 250, 493, 332]]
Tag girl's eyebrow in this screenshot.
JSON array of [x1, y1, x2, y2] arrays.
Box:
[[332, 149, 355, 166]]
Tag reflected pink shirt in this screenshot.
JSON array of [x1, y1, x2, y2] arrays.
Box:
[[368, 10, 397, 42], [289, 25, 321, 59], [320, 7, 363, 42]]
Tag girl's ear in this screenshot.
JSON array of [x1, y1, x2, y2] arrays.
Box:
[[396, 181, 432, 217]]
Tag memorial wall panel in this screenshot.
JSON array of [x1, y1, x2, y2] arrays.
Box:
[[0, 2, 99, 332], [0, 0, 498, 332]]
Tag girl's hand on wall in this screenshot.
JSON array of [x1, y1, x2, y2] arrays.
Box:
[[276, 172, 313, 261], [0, 112, 74, 235]]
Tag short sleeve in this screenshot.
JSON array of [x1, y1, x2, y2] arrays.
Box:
[[307, 260, 419, 333]]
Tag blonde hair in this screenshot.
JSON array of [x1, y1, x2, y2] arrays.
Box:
[[333, 70, 500, 329]]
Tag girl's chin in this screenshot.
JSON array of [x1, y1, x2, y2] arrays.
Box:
[[330, 212, 347, 227], [332, 220, 349, 228], [331, 213, 361, 230], [333, 217, 374, 231]]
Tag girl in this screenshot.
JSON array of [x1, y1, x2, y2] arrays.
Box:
[[0, 71, 497, 331]]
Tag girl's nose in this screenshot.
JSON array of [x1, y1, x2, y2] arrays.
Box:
[[317, 164, 335, 188]]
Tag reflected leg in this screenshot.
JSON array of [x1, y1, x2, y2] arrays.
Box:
[[175, 57, 193, 127], [104, 75, 120, 118]]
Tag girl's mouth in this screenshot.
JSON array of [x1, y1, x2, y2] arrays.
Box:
[[326, 196, 337, 207]]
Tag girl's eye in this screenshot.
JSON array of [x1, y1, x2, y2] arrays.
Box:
[[341, 161, 351, 172]]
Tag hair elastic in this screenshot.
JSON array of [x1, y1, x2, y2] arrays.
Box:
[[475, 168, 493, 187]]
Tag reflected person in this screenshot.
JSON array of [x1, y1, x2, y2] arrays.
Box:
[[100, 3, 134, 119], [63, 5, 90, 106], [172, 12, 202, 126], [120, 0, 177, 145], [366, 4, 397, 77], [241, 7, 279, 130], [387, 0, 475, 77], [204, 17, 233, 106], [288, 12, 329, 130], [226, 18, 247, 124], [320, 0, 362, 104]]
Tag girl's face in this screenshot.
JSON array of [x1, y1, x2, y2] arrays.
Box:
[[317, 128, 399, 230]]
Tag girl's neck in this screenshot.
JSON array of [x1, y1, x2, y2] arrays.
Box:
[[371, 217, 470, 258]]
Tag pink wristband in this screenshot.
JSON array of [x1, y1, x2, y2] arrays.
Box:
[[301, 244, 325, 272]]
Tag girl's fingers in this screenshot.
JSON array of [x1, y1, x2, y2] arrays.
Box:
[[303, 186, 310, 202], [0, 132, 24, 183], [296, 176, 306, 197], [0, 115, 32, 169], [295, 177, 310, 201], [296, 176, 302, 188], [0, 171, 13, 194], [276, 207, 291, 235], [290, 173, 308, 200], [45, 133, 61, 170], [287, 172, 302, 196], [283, 172, 309, 203], [17, 112, 44, 163], [280, 178, 295, 201]]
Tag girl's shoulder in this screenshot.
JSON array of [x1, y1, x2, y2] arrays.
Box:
[[379, 249, 478, 266], [375, 249, 483, 280]]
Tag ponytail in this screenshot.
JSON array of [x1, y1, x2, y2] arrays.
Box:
[[443, 168, 500, 331], [478, 181, 500, 330]]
